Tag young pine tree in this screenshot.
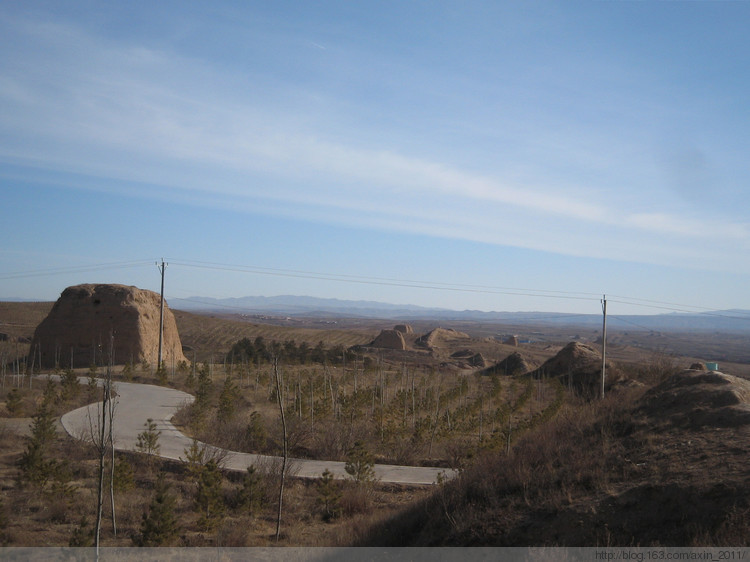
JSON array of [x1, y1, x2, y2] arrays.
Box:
[[316, 469, 341, 521], [5, 388, 23, 416], [191, 364, 213, 428], [136, 472, 179, 546], [135, 418, 161, 468], [217, 376, 238, 425], [195, 460, 225, 532], [238, 466, 264, 516], [60, 368, 80, 401], [18, 381, 58, 487], [344, 441, 376, 485]]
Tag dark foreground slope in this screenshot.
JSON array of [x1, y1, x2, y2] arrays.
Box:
[[357, 369, 750, 546]]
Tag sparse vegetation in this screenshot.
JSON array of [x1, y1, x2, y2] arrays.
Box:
[[4, 388, 22, 416], [345, 441, 376, 485], [69, 516, 94, 547], [113, 457, 135, 493], [2, 301, 750, 547], [136, 471, 179, 546], [194, 460, 225, 531], [135, 419, 161, 462], [18, 379, 60, 488], [237, 466, 265, 516], [316, 469, 341, 521]]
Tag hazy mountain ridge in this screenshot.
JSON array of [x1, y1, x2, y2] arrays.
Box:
[[173, 295, 750, 334]]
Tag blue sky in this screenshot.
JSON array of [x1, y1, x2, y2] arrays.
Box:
[[1, 1, 749, 315]]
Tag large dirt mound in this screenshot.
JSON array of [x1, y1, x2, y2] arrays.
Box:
[[415, 328, 470, 350], [483, 351, 536, 376], [530, 341, 617, 396], [450, 349, 485, 368], [370, 329, 407, 351], [639, 369, 750, 429], [30, 284, 187, 368], [538, 341, 600, 375]]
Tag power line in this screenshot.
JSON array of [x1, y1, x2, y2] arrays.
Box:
[[0, 260, 155, 281], [2, 257, 748, 321], [609, 315, 659, 331], [608, 299, 750, 321], [166, 258, 601, 302]]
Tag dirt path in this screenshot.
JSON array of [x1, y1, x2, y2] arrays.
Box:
[[60, 380, 453, 485]]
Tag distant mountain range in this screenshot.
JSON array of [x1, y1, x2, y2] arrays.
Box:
[[172, 295, 750, 334]]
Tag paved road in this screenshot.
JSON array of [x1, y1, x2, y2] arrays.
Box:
[[60, 381, 454, 485]]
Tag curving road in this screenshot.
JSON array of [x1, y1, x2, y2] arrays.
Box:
[[60, 381, 454, 485]]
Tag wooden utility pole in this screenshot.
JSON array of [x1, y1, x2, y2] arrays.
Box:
[[601, 294, 607, 399], [156, 259, 167, 370]]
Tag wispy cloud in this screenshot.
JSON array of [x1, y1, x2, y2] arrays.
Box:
[[1, 12, 748, 274]]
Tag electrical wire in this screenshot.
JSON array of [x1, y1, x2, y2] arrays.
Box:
[[608, 299, 750, 321], [165, 258, 601, 302], [1, 257, 748, 323], [0, 260, 155, 281]]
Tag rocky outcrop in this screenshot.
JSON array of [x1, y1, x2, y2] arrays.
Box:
[[371, 329, 407, 351], [30, 284, 187, 368]]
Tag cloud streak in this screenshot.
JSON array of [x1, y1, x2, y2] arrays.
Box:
[[1, 12, 748, 274]]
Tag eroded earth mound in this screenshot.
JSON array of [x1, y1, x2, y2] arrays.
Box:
[[639, 369, 750, 429], [370, 329, 407, 351], [483, 351, 536, 376], [30, 284, 187, 368], [450, 349, 485, 368], [415, 328, 470, 350], [530, 341, 618, 396]]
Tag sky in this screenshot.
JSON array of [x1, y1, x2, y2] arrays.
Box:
[[1, 1, 749, 316]]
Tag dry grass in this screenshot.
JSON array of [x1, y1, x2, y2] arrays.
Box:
[[0, 383, 431, 548], [3, 302, 750, 547], [355, 372, 750, 546], [167, 359, 562, 469]]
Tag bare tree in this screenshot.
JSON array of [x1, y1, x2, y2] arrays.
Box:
[[108, 344, 117, 537], [428, 372, 443, 457], [87, 335, 117, 553], [273, 356, 288, 542]]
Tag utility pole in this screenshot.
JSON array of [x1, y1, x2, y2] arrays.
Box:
[[156, 259, 167, 370], [601, 294, 607, 399]]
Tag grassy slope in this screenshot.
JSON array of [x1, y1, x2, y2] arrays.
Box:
[[355, 376, 750, 546]]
